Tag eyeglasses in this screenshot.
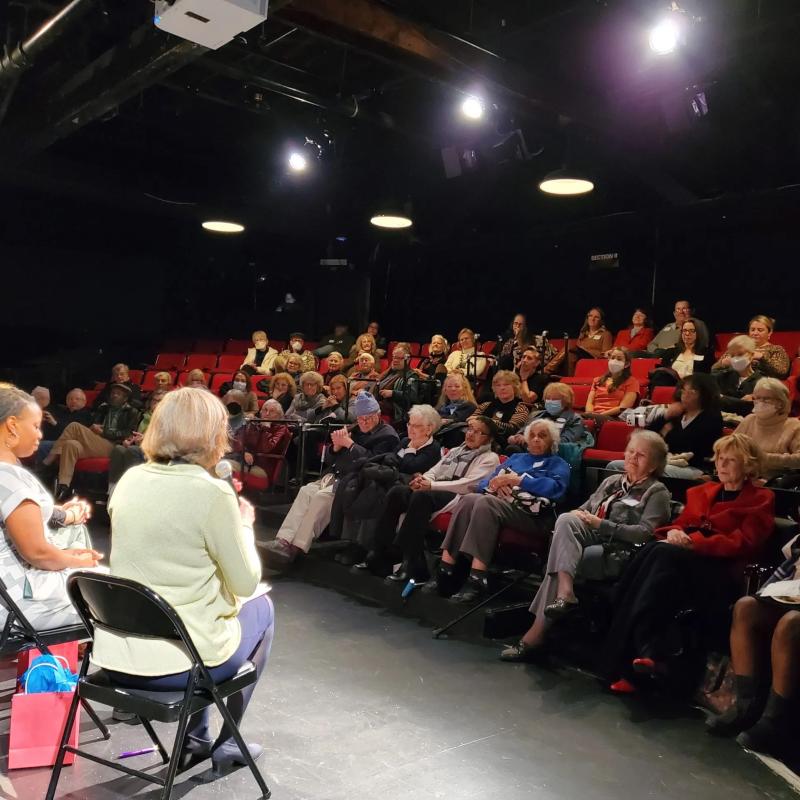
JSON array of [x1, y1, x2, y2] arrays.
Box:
[[465, 426, 489, 436], [752, 395, 779, 403]]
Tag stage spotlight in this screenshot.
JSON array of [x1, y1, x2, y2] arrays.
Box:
[[288, 151, 307, 172], [649, 18, 680, 54], [202, 220, 245, 233], [461, 95, 485, 120]]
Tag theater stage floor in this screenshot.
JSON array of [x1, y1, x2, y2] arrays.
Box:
[[2, 577, 796, 800]]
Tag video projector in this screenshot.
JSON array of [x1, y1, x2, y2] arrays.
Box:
[[155, 0, 269, 50]]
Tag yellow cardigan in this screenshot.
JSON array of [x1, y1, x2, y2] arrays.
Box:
[[91, 462, 261, 676]]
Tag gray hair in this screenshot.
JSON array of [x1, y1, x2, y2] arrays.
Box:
[[754, 377, 790, 416], [0, 387, 37, 425], [727, 335, 756, 354], [408, 404, 442, 433], [628, 429, 669, 477], [525, 418, 561, 453]]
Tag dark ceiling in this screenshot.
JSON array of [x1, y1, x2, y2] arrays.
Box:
[[2, 0, 800, 244]]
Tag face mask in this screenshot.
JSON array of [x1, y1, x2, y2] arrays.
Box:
[[608, 359, 625, 374], [291, 341, 303, 352], [544, 399, 564, 416], [232, 381, 247, 392], [730, 355, 750, 372], [254, 342, 267, 351], [753, 400, 776, 419]]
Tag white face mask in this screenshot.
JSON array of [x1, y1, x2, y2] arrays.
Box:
[[291, 340, 303, 352], [232, 381, 247, 392], [730, 355, 750, 372], [608, 359, 625, 374], [753, 400, 777, 419], [254, 341, 267, 351]]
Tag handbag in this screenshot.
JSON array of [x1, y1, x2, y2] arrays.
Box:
[[8, 656, 81, 769]]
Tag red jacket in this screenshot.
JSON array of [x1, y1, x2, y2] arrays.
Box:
[[614, 327, 654, 351], [233, 421, 292, 459], [656, 481, 775, 559]]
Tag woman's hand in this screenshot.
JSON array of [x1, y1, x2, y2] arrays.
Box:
[[331, 427, 354, 451], [665, 529, 693, 547], [665, 401, 685, 419], [244, 452, 254, 466], [574, 510, 602, 529], [717, 355, 732, 368], [129, 431, 143, 445], [411, 476, 432, 491], [239, 497, 256, 528], [60, 497, 92, 525], [488, 472, 520, 492], [323, 394, 337, 408], [90, 424, 103, 435], [42, 410, 57, 426], [752, 350, 764, 361], [68, 548, 103, 568], [507, 434, 524, 446]]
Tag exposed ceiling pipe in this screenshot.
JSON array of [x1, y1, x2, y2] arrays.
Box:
[[0, 0, 95, 85]]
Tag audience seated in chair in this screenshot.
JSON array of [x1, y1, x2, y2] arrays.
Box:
[[150, 370, 174, 394], [284, 371, 328, 424], [471, 370, 529, 448], [231, 399, 292, 483], [507, 382, 587, 451], [608, 373, 723, 480], [274, 332, 317, 374], [241, 330, 278, 377], [0, 387, 100, 630], [744, 315, 791, 380], [267, 372, 296, 413], [92, 387, 272, 773], [333, 404, 442, 567], [43, 383, 140, 500], [706, 533, 800, 760], [186, 368, 210, 389], [572, 307, 613, 367], [736, 377, 800, 483], [445, 328, 488, 379], [498, 313, 534, 370], [366, 321, 387, 358], [435, 418, 570, 604], [515, 347, 549, 408], [323, 351, 345, 384], [375, 345, 420, 433], [344, 333, 379, 372], [262, 391, 399, 569], [368, 415, 500, 581], [36, 387, 93, 464], [654, 318, 711, 385], [435, 373, 477, 448], [502, 430, 670, 662], [584, 348, 640, 423], [601, 433, 774, 695], [647, 299, 710, 356], [108, 388, 167, 496], [217, 371, 259, 416], [417, 334, 450, 382], [282, 354, 304, 385], [712, 335, 760, 415], [94, 363, 143, 409], [314, 322, 355, 359], [346, 352, 380, 382], [611, 307, 654, 355]]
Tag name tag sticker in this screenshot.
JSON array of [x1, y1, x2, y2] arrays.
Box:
[[532, 461, 544, 468], [693, 355, 705, 361], [621, 497, 640, 506]]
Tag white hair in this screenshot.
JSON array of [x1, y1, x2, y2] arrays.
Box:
[[525, 417, 561, 453], [408, 404, 442, 433]]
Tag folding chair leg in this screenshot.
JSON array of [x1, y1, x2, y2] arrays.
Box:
[[160, 706, 193, 800], [80, 698, 110, 739], [433, 575, 526, 639], [45, 682, 83, 800], [140, 717, 170, 764], [213, 693, 271, 799]]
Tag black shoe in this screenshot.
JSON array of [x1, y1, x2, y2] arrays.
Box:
[[365, 550, 394, 577], [449, 573, 488, 604], [55, 483, 74, 502], [111, 708, 140, 725], [706, 675, 765, 737], [210, 741, 264, 778], [337, 545, 366, 567], [544, 597, 579, 620], [500, 640, 547, 663], [178, 735, 213, 772], [736, 691, 797, 759]]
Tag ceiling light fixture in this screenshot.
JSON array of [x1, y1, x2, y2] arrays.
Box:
[[649, 17, 680, 54], [201, 220, 245, 233], [288, 151, 307, 172], [370, 212, 413, 229], [538, 169, 594, 196], [460, 95, 485, 120]]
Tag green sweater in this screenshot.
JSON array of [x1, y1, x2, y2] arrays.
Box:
[[92, 462, 261, 676]]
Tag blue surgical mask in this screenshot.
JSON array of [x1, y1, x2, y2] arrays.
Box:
[[544, 399, 563, 416]]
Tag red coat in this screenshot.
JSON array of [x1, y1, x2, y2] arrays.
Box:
[[614, 327, 654, 351], [233, 421, 291, 458], [655, 481, 775, 559]]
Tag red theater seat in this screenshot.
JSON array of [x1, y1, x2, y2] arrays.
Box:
[[185, 354, 216, 371], [74, 458, 110, 474], [193, 339, 224, 353], [582, 421, 633, 464], [649, 385, 676, 405], [210, 373, 233, 394], [571, 384, 591, 411], [153, 353, 185, 370], [224, 339, 251, 354], [216, 354, 243, 373], [562, 359, 607, 385]]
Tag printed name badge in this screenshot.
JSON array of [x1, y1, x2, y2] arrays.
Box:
[[693, 355, 705, 361], [532, 461, 544, 468], [621, 497, 640, 507], [592, 334, 601, 339]]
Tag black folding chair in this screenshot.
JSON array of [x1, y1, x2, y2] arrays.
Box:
[[0, 575, 110, 738], [46, 571, 270, 800]]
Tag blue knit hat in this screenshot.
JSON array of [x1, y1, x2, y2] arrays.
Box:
[[351, 390, 380, 417]]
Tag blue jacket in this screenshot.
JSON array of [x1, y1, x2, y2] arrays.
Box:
[[476, 453, 570, 500]]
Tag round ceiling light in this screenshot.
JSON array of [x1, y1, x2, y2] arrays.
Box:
[[461, 95, 485, 120], [288, 152, 307, 172], [538, 170, 594, 196], [201, 220, 245, 233], [649, 18, 680, 55], [370, 213, 413, 229]]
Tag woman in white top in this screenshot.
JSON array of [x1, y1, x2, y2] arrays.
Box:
[[445, 328, 488, 379], [658, 318, 711, 379], [92, 387, 272, 777], [0, 387, 98, 630]]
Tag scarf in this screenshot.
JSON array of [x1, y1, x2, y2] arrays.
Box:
[[432, 443, 491, 482]]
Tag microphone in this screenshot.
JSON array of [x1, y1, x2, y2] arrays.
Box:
[[541, 330, 549, 339], [214, 460, 238, 494]]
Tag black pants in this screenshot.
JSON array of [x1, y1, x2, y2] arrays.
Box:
[[601, 541, 738, 680], [373, 485, 456, 561]]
